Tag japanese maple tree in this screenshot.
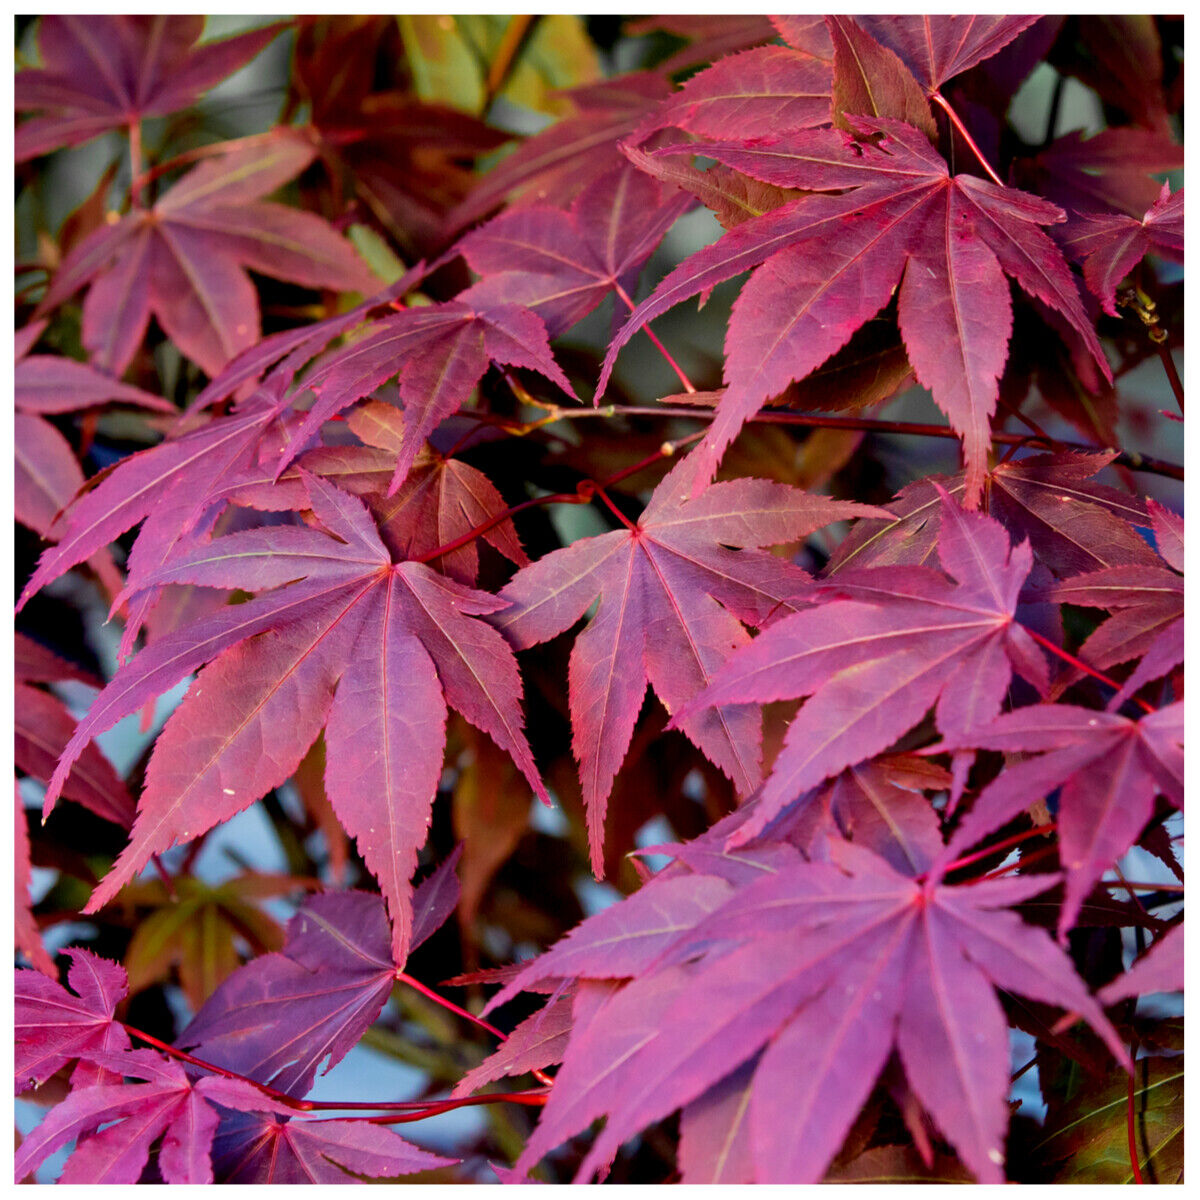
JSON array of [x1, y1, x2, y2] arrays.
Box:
[[14, 13, 1183, 1185]]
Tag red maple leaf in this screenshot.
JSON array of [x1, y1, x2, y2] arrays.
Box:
[[47, 474, 546, 964], [15, 15, 284, 160], [936, 700, 1183, 934], [38, 130, 375, 376], [683, 493, 1048, 845], [490, 836, 1126, 1183], [493, 451, 884, 871], [602, 118, 1110, 502], [1064, 183, 1184, 315]]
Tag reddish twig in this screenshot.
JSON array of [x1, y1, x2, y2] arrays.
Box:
[[591, 485, 638, 530], [123, 1023, 549, 1118]]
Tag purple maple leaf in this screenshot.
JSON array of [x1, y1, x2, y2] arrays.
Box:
[[936, 701, 1183, 935], [55, 475, 545, 964], [500, 836, 1126, 1184], [683, 493, 1048, 844], [38, 130, 375, 376], [605, 118, 1109, 502], [494, 451, 884, 870], [15, 15, 284, 160]]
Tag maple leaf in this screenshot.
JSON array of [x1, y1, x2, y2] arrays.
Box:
[[15, 389, 294, 617], [237, 400, 528, 586], [498, 837, 1126, 1183], [855, 16, 1044, 93], [16, 948, 130, 1093], [604, 118, 1109, 502], [451, 993, 574, 1100], [458, 162, 694, 339], [1047, 499, 1182, 699], [38, 130, 375, 376], [1019, 126, 1184, 222], [634, 43, 831, 141], [286, 295, 575, 495], [13, 1047, 284, 1184], [936, 701, 1183, 935], [493, 451, 883, 871], [176, 892, 397, 1095], [53, 474, 545, 964], [212, 1113, 455, 1183], [15, 349, 173, 418], [14, 15, 285, 160], [683, 493, 1048, 845], [827, 16, 936, 140], [15, 680, 133, 829], [1063, 184, 1184, 315], [294, 16, 508, 253], [828, 452, 1157, 578]]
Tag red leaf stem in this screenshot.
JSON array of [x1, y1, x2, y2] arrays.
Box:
[[1022, 627, 1156, 714], [934, 823, 1057, 879], [929, 91, 1004, 186], [613, 280, 696, 394]]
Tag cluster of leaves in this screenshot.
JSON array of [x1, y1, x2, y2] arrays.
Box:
[[15, 14, 1182, 1185]]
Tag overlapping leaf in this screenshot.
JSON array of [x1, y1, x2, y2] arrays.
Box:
[[38, 130, 375, 375], [1047, 499, 1182, 698], [937, 701, 1183, 934], [683, 493, 1048, 844], [493, 836, 1126, 1183], [13, 1048, 281, 1184], [1065, 184, 1184, 315], [828, 452, 1156, 578], [458, 163, 694, 338], [211, 1113, 454, 1183], [446, 73, 672, 232], [855, 16, 1044, 92], [15, 15, 284, 160], [16, 949, 130, 1093], [51, 476, 544, 963], [493, 451, 883, 870], [634, 42, 831, 140], [285, 295, 575, 494], [605, 118, 1108, 501]]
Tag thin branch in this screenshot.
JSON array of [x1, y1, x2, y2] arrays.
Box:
[[484, 15, 536, 107], [1127, 1070, 1146, 1184], [930, 91, 1004, 186], [506, 403, 1182, 481], [123, 1023, 549, 1119]]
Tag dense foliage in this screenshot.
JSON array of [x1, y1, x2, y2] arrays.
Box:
[[15, 14, 1183, 1184]]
